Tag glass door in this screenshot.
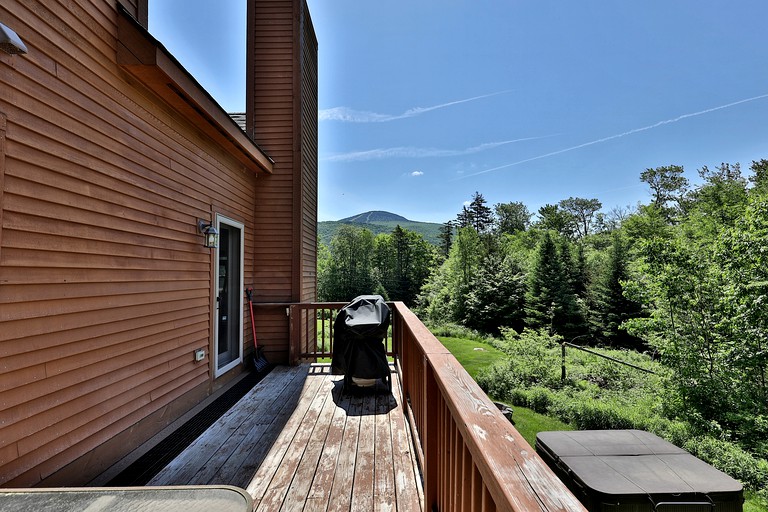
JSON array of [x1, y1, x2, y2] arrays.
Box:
[[214, 216, 244, 377]]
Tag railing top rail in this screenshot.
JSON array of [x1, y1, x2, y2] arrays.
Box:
[[252, 302, 347, 308], [390, 302, 450, 355], [391, 302, 587, 512]]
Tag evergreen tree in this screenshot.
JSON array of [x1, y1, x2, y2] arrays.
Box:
[[468, 191, 494, 234], [463, 254, 526, 334], [455, 205, 472, 228], [558, 239, 587, 336], [594, 232, 643, 347], [525, 232, 581, 337], [438, 221, 454, 258], [573, 242, 589, 299]]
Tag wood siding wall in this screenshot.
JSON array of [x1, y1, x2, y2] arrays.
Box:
[[300, 6, 318, 304], [118, 0, 147, 27], [248, 0, 318, 363], [0, 0, 309, 487]]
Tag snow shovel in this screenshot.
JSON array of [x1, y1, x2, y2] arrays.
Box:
[[245, 288, 270, 372]]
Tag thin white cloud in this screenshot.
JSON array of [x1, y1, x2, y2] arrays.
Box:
[[318, 90, 511, 123], [411, 171, 424, 177], [322, 135, 554, 163], [455, 92, 768, 180]]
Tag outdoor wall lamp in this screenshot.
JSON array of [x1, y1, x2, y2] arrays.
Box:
[[0, 22, 28, 55], [197, 220, 219, 249]]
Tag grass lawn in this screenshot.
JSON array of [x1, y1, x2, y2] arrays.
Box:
[[436, 336, 505, 380], [509, 405, 573, 447]]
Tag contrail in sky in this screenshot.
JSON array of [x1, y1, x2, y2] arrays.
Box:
[[323, 135, 555, 162], [455, 92, 768, 180], [318, 90, 511, 123]]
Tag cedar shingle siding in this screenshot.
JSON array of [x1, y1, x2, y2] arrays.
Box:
[[0, 0, 317, 486]]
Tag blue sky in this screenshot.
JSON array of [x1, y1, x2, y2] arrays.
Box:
[[149, 1, 768, 224]]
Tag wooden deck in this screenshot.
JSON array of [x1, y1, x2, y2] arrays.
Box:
[[149, 364, 423, 512]]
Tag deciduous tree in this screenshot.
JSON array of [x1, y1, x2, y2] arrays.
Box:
[[535, 204, 576, 239], [318, 225, 378, 301], [558, 197, 602, 238], [495, 201, 531, 234], [640, 165, 689, 219]]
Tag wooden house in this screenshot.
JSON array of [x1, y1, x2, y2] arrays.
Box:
[[0, 0, 317, 486]]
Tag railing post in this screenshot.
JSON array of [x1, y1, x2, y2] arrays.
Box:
[[561, 342, 566, 382], [288, 305, 298, 365], [423, 357, 438, 511], [393, 305, 407, 394]]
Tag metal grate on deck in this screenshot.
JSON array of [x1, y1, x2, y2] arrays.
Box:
[[107, 367, 273, 486]]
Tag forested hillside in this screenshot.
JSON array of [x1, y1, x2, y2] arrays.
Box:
[[318, 211, 443, 246]]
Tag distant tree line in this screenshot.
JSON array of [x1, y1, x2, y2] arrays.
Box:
[[318, 224, 437, 306], [419, 189, 643, 348]]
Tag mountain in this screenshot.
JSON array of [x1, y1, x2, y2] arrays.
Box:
[[340, 211, 409, 224], [318, 211, 444, 247]]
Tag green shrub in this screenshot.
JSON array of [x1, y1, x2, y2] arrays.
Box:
[[684, 436, 768, 491], [639, 416, 694, 447], [428, 323, 494, 344], [475, 361, 519, 400], [569, 400, 635, 430], [527, 387, 555, 413]]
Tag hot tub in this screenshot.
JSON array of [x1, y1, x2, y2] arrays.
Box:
[[536, 430, 743, 512]]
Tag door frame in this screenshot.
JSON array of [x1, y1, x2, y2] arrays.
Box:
[[213, 214, 245, 378]]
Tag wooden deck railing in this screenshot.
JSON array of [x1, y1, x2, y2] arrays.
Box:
[[288, 301, 586, 512], [288, 302, 395, 362]]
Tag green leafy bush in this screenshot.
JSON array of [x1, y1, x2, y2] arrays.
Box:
[[427, 323, 494, 344], [684, 436, 768, 491]]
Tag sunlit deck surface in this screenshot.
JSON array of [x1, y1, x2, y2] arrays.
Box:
[[148, 364, 423, 512]]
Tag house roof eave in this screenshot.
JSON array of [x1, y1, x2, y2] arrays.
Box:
[[115, 5, 274, 175]]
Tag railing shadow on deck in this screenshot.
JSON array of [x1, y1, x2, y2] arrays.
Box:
[[289, 301, 587, 512]]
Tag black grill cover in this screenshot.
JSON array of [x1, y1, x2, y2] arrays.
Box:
[[331, 295, 390, 380]]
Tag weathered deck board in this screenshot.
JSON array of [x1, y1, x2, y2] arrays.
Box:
[[325, 393, 362, 512], [150, 364, 423, 512]]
